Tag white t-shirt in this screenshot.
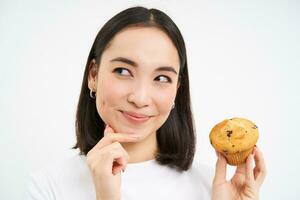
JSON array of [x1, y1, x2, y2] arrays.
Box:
[[24, 155, 214, 200]]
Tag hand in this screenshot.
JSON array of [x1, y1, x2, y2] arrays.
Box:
[[86, 124, 141, 200], [212, 146, 267, 200]]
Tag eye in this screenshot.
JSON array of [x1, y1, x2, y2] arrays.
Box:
[[155, 75, 172, 83], [113, 67, 131, 76]]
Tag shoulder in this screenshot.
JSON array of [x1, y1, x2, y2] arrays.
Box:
[[24, 154, 89, 200], [31, 154, 87, 181]]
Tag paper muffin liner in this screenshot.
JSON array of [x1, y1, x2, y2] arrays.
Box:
[[223, 148, 254, 166]]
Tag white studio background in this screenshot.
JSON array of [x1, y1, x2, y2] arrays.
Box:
[[1, 0, 299, 199]]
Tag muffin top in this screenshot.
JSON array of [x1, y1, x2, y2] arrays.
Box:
[[209, 118, 259, 154]]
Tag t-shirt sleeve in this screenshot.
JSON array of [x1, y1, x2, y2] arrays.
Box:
[[24, 170, 55, 200]]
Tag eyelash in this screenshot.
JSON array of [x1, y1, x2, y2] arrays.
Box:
[[113, 67, 172, 83]]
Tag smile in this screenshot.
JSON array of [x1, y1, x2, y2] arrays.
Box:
[[119, 111, 151, 124]]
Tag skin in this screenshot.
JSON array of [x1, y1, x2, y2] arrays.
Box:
[[88, 26, 181, 164], [86, 26, 267, 200], [212, 146, 267, 200]]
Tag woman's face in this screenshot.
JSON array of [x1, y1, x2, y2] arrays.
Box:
[[88, 26, 180, 139]]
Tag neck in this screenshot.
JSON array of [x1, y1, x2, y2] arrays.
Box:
[[121, 131, 158, 163]]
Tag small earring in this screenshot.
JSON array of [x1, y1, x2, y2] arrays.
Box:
[[90, 89, 96, 99], [171, 103, 175, 109]]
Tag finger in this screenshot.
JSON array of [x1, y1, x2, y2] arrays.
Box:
[[213, 152, 227, 186], [214, 150, 219, 157], [87, 142, 129, 175], [95, 133, 141, 150], [87, 124, 113, 155], [112, 157, 127, 175], [109, 142, 130, 161], [245, 154, 255, 185], [108, 143, 129, 175], [234, 148, 255, 175], [253, 146, 267, 187], [104, 124, 115, 137], [87, 133, 140, 157], [235, 162, 246, 175]]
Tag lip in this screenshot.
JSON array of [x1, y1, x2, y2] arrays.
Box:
[[120, 111, 151, 124]]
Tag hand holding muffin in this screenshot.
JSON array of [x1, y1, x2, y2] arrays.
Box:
[[210, 118, 267, 200], [209, 118, 259, 166]]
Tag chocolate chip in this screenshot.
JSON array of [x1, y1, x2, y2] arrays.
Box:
[[252, 124, 258, 129], [226, 130, 233, 137], [210, 139, 212, 145], [232, 144, 235, 147], [246, 131, 248, 133]]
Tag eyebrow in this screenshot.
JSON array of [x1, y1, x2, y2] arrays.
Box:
[[110, 57, 178, 75]]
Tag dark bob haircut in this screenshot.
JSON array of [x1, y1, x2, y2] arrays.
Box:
[[73, 6, 196, 171]]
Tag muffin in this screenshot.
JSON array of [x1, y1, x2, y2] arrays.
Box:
[[209, 117, 259, 166]]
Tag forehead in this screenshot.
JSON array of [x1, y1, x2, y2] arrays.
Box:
[[102, 26, 180, 71]]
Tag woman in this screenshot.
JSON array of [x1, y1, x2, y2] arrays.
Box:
[[26, 6, 266, 200]]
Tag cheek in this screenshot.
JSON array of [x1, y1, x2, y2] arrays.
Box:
[[155, 87, 177, 115], [95, 75, 128, 122], [149, 87, 177, 132]]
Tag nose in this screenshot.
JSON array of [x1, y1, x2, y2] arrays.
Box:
[[127, 81, 151, 108]]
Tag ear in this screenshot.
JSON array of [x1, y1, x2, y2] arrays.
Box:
[[88, 59, 98, 91]]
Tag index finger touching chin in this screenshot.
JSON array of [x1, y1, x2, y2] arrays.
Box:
[[104, 124, 115, 136]]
